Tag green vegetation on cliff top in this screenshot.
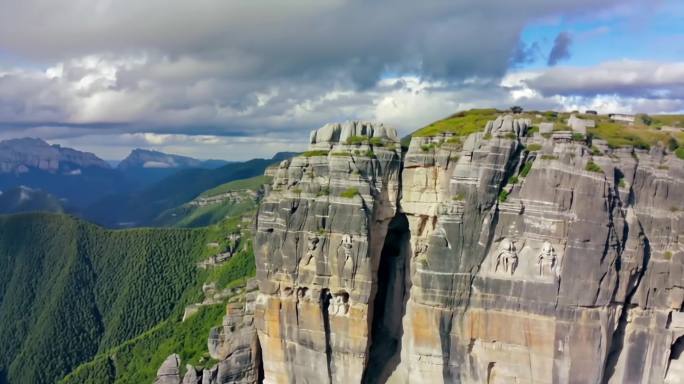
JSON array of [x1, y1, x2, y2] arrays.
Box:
[[413, 108, 500, 137], [410, 108, 684, 151]]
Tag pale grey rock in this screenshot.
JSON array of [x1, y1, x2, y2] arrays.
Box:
[[539, 122, 554, 133], [254, 121, 402, 383], [156, 278, 261, 384], [220, 114, 684, 384], [391, 128, 683, 383], [567, 114, 595, 135], [154, 354, 181, 384], [182, 365, 201, 384], [486, 114, 531, 138]]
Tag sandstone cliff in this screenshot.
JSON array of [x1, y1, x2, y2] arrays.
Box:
[[250, 115, 683, 384]]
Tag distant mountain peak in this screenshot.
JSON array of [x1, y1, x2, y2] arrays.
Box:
[[117, 148, 203, 170], [0, 137, 110, 174], [117, 148, 229, 170]]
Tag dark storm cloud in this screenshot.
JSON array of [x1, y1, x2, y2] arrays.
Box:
[[510, 41, 543, 67], [0, 0, 671, 160], [0, 1, 624, 81], [547, 32, 573, 66]]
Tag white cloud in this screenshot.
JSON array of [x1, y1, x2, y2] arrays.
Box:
[[502, 60, 684, 114], [0, 0, 680, 160]]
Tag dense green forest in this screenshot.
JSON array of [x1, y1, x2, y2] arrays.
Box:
[[58, 215, 257, 383], [60, 304, 226, 384], [84, 156, 287, 227], [0, 213, 209, 384]]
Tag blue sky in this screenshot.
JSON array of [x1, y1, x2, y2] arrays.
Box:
[[520, 1, 684, 68], [0, 0, 683, 160]]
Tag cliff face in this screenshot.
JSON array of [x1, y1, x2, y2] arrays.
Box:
[[252, 116, 683, 383], [254, 122, 402, 383]]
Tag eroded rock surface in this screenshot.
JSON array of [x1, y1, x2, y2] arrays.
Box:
[[392, 119, 683, 383], [156, 282, 262, 384], [252, 116, 683, 384], [254, 121, 402, 383], [155, 354, 181, 384]]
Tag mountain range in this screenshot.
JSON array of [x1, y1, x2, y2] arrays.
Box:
[[0, 137, 291, 227]]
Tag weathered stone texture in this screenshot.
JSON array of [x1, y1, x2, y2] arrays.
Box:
[[250, 116, 683, 384], [156, 283, 262, 384], [390, 127, 683, 384], [255, 121, 402, 383]]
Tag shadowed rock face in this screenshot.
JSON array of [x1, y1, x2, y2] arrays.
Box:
[[252, 117, 683, 383]]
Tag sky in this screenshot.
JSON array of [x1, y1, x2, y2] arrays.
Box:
[[1, 0, 684, 160]]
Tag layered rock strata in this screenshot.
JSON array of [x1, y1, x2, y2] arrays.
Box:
[[391, 117, 684, 383], [252, 115, 683, 384], [254, 121, 402, 383]]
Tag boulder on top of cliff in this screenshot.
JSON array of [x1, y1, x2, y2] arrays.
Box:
[[484, 114, 531, 138], [567, 114, 595, 134], [154, 354, 181, 384], [309, 121, 399, 147]]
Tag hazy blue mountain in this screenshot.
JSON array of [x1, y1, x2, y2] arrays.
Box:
[[0, 138, 134, 208], [116, 149, 232, 186], [83, 153, 292, 227]]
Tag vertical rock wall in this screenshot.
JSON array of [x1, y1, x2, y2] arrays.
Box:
[[253, 122, 402, 383], [251, 116, 683, 383], [391, 116, 684, 384]]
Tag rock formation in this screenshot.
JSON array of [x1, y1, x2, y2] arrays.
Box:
[[154, 354, 182, 384], [250, 116, 683, 383], [157, 281, 262, 384], [254, 121, 402, 383], [567, 114, 596, 134]]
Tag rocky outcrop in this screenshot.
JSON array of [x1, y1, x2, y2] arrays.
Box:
[[391, 117, 683, 383], [254, 121, 402, 383], [206, 286, 261, 384], [252, 115, 684, 383], [155, 354, 182, 384], [158, 281, 262, 384], [567, 114, 596, 134]]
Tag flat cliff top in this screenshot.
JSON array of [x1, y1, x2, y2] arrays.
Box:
[[412, 109, 684, 154]]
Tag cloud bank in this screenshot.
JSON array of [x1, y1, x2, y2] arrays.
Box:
[[0, 0, 681, 160]]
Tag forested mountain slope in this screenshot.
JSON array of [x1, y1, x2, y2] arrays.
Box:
[[0, 213, 208, 384]]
